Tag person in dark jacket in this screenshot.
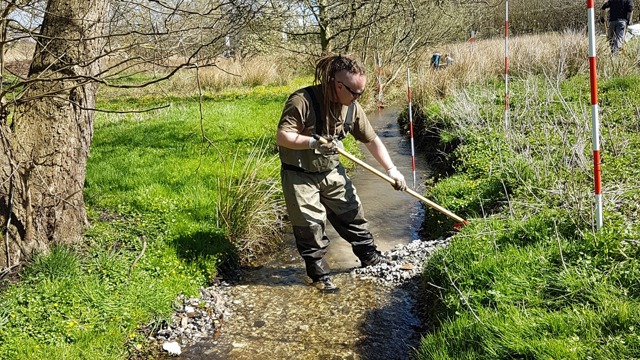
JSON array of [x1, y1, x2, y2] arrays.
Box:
[[601, 0, 634, 54]]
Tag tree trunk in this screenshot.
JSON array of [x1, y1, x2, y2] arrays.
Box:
[[0, 0, 109, 269], [318, 0, 332, 53]]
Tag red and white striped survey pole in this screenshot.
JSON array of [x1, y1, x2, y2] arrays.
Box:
[[376, 55, 383, 112], [407, 68, 417, 189], [587, 0, 603, 229], [470, 30, 476, 51], [504, 0, 510, 128]]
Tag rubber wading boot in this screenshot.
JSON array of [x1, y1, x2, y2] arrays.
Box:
[[360, 252, 392, 267], [312, 276, 340, 293]]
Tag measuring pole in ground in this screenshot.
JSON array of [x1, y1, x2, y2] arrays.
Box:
[[587, 0, 603, 229], [376, 55, 383, 112], [504, 0, 510, 128], [470, 30, 476, 51], [406, 68, 417, 190]]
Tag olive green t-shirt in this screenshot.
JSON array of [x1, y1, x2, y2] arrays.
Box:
[[278, 85, 377, 172]]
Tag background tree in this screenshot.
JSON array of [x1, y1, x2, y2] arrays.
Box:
[[230, 0, 586, 87], [0, 0, 253, 269], [243, 0, 586, 57], [239, 0, 415, 56], [440, 0, 585, 38]]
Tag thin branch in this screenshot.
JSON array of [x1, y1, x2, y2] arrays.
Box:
[[193, 64, 223, 173], [76, 103, 170, 114], [0, 262, 21, 279], [554, 220, 567, 271], [4, 173, 13, 268], [443, 257, 484, 324], [128, 235, 147, 279], [90, 104, 171, 114], [501, 179, 513, 218]]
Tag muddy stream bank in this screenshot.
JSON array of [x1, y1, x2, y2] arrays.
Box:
[[175, 107, 438, 360]]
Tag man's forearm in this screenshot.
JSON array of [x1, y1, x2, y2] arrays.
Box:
[[364, 136, 395, 171], [276, 129, 313, 150]]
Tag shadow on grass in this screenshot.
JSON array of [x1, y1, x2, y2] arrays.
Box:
[[171, 230, 238, 277]]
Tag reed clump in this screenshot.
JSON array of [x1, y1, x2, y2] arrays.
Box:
[[409, 30, 639, 103]]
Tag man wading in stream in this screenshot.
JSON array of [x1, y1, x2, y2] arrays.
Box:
[[276, 54, 407, 293]]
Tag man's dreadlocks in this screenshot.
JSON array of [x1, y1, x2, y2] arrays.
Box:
[[314, 54, 366, 125]]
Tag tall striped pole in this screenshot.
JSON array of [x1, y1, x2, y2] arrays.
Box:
[[587, 0, 603, 229], [407, 68, 417, 189], [504, 0, 510, 128], [377, 54, 382, 112]]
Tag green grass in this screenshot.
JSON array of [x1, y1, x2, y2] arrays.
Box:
[[414, 64, 640, 359], [0, 81, 300, 359]]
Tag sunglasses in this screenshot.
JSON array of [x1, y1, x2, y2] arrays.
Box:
[[337, 80, 364, 99]]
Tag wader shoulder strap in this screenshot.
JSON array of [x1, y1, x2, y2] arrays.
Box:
[[304, 86, 354, 139], [340, 103, 354, 140], [303, 86, 323, 136]]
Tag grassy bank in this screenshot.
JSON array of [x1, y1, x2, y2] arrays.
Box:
[[0, 74, 301, 358], [409, 34, 640, 358]]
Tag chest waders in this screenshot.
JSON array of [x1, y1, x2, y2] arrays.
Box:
[[280, 87, 382, 282], [306, 86, 354, 141]]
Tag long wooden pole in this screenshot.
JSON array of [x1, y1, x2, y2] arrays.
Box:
[[315, 136, 468, 225]]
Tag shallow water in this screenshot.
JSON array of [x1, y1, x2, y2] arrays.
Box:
[[178, 107, 429, 360]]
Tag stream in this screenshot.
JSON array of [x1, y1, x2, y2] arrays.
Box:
[[177, 107, 431, 360]]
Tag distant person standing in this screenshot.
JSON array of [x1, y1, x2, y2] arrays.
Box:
[[430, 53, 441, 69], [601, 0, 634, 54]]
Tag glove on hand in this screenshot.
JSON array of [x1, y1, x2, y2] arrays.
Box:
[[386, 166, 407, 191], [309, 136, 339, 155]]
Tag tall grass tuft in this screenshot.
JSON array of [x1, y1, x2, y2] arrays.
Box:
[[409, 30, 640, 102], [176, 56, 298, 92], [216, 137, 285, 264], [22, 246, 80, 280]]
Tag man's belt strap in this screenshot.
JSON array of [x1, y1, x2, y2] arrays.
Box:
[[281, 163, 335, 173]]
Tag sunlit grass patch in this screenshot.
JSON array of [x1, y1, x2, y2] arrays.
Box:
[[0, 78, 300, 358], [414, 36, 640, 359]]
